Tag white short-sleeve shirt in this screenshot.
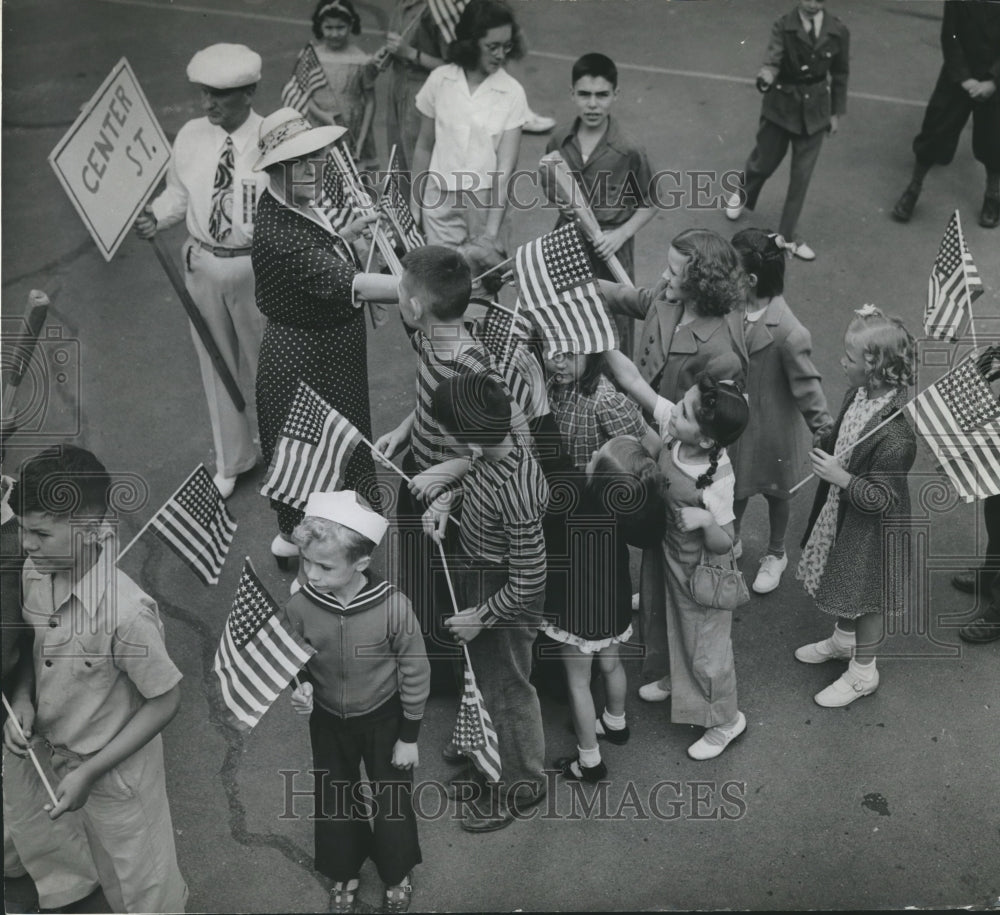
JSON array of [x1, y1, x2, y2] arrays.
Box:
[[415, 64, 527, 194]]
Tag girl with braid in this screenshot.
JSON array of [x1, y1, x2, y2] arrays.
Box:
[[649, 373, 750, 760]]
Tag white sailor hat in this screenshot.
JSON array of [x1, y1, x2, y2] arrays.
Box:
[[186, 43, 262, 90], [304, 491, 388, 546]]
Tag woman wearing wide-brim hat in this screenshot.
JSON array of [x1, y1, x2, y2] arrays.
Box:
[[251, 107, 397, 567]]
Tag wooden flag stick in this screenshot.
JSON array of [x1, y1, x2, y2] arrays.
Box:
[[435, 540, 474, 669], [117, 464, 205, 562], [472, 256, 514, 285], [953, 210, 979, 349], [148, 235, 245, 412], [1, 692, 60, 808], [789, 408, 905, 495], [2, 290, 49, 420]]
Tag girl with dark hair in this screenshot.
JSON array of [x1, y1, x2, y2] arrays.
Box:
[[288, 0, 378, 170], [410, 0, 528, 251], [728, 227, 833, 595], [646, 373, 751, 760], [536, 348, 658, 781], [541, 433, 668, 782], [601, 227, 750, 686]]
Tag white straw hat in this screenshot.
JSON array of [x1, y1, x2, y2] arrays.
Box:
[[253, 107, 347, 171]]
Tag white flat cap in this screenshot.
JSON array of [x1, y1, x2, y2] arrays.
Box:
[[186, 43, 262, 89], [304, 491, 388, 546]]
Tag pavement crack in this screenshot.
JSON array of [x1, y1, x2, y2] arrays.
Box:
[[138, 546, 322, 886]]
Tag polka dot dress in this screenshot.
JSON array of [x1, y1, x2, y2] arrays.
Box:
[[253, 190, 381, 534]]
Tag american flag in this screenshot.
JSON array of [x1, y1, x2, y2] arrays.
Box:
[[426, 0, 468, 44], [514, 223, 617, 357], [260, 381, 365, 510], [213, 559, 315, 732], [451, 648, 501, 782], [906, 345, 1000, 502], [924, 210, 983, 341], [149, 464, 237, 586], [478, 301, 533, 375], [281, 43, 326, 113], [317, 151, 356, 235], [379, 167, 424, 254]]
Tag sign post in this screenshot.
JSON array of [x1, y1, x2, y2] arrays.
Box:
[[49, 58, 245, 411]]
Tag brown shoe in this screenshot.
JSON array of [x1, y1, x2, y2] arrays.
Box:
[[958, 615, 1000, 643], [892, 183, 921, 223], [951, 570, 977, 594]]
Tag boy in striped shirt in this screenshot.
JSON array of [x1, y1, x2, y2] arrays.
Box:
[[373, 246, 538, 693], [425, 372, 549, 833]]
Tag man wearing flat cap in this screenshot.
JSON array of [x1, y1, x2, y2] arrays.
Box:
[[136, 43, 268, 499]]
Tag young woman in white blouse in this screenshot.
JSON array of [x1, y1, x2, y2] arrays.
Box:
[[410, 0, 527, 257]]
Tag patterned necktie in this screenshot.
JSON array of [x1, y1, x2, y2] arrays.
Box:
[[209, 136, 234, 242]]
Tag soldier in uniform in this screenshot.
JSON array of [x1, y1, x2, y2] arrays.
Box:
[[891, 0, 1000, 229], [725, 0, 849, 262]]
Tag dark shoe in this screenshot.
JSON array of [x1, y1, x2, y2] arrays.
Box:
[[383, 874, 413, 914], [330, 878, 359, 914], [980, 194, 1000, 229], [958, 615, 1000, 644], [441, 741, 464, 764], [951, 570, 977, 594], [508, 782, 547, 813], [554, 755, 608, 783], [892, 183, 921, 222], [595, 716, 631, 745], [460, 805, 514, 832]]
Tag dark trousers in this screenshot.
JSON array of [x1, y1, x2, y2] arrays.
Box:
[[309, 698, 421, 886], [456, 561, 546, 795], [913, 68, 1000, 173], [974, 494, 1000, 615], [392, 464, 461, 695], [742, 117, 826, 241]]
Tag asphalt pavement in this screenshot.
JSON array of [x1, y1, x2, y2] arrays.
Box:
[[2, 0, 999, 911]]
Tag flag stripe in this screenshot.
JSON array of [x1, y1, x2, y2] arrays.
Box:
[[212, 560, 315, 732]]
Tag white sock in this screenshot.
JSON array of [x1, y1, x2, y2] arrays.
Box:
[[601, 710, 626, 731], [831, 624, 856, 650], [577, 744, 602, 768], [851, 657, 876, 675]]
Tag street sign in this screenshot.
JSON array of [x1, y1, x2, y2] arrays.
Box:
[[49, 58, 170, 261]]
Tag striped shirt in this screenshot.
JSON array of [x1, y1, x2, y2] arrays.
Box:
[[459, 441, 549, 626], [409, 327, 532, 471]]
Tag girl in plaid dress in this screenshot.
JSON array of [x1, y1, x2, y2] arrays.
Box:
[[540, 351, 665, 781]]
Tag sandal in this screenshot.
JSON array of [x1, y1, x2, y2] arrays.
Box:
[[383, 874, 413, 914], [330, 878, 359, 914]]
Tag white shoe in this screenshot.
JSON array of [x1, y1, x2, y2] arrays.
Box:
[[212, 472, 237, 499], [523, 109, 556, 134], [687, 711, 747, 760], [794, 628, 855, 664], [638, 677, 671, 702], [724, 191, 744, 220], [787, 241, 816, 261], [752, 553, 788, 594], [814, 661, 878, 708]]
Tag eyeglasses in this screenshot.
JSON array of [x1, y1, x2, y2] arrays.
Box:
[[481, 40, 513, 57]]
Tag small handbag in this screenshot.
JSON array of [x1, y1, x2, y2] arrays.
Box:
[[689, 546, 750, 611]]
